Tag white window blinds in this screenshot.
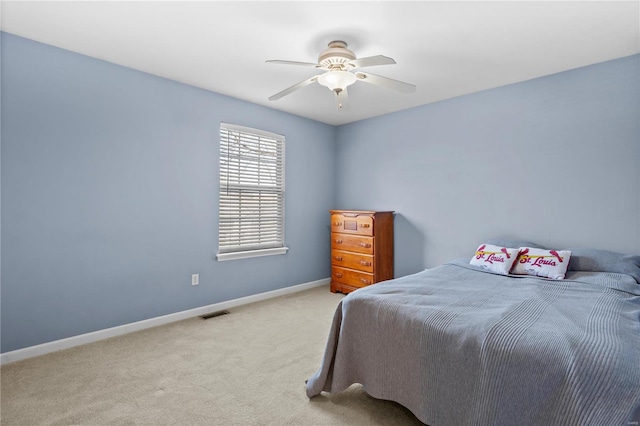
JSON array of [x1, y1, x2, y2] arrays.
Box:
[[218, 123, 285, 255]]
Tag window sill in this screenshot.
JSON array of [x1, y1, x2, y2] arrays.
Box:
[[216, 247, 289, 262]]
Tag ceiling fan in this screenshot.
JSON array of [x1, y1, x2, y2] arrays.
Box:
[[266, 41, 416, 109]]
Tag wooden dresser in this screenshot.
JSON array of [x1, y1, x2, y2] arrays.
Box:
[[330, 210, 394, 294]]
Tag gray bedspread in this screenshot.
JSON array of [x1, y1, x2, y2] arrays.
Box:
[[306, 260, 640, 426]]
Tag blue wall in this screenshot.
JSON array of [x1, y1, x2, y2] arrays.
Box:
[[336, 54, 640, 276], [2, 32, 639, 353], [1, 34, 336, 352]]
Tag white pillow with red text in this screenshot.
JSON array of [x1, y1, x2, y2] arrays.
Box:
[[511, 247, 571, 280], [469, 244, 519, 275]]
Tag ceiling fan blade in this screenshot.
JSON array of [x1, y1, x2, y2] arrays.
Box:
[[335, 88, 350, 110], [266, 60, 319, 67], [348, 55, 396, 69], [268, 76, 318, 101], [355, 72, 416, 93]]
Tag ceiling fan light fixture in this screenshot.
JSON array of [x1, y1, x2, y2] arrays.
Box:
[[317, 71, 357, 92], [267, 40, 415, 104]]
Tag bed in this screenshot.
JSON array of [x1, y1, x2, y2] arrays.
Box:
[[306, 247, 640, 426]]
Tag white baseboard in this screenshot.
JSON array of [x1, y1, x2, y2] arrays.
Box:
[[1, 278, 330, 365]]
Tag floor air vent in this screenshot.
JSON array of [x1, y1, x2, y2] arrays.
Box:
[[201, 310, 230, 320]]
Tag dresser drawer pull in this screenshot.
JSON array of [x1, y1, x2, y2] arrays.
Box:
[[358, 242, 372, 248], [360, 278, 371, 285], [335, 239, 343, 244], [333, 222, 342, 226], [360, 261, 372, 266], [359, 223, 371, 228], [335, 273, 343, 278], [334, 256, 343, 261]]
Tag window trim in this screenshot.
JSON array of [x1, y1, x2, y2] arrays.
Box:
[[216, 247, 289, 262], [217, 123, 287, 261]]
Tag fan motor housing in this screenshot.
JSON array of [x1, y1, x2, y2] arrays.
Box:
[[318, 41, 356, 70]]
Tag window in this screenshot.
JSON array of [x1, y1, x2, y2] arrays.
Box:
[[217, 123, 287, 261]]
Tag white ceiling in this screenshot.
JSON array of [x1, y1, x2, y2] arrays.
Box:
[[1, 1, 639, 126]]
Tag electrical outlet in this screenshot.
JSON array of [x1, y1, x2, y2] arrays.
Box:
[[191, 274, 199, 286]]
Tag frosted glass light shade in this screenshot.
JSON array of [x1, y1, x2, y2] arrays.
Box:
[[317, 71, 357, 91]]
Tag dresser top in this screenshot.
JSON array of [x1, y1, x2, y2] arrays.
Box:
[[330, 210, 395, 214]]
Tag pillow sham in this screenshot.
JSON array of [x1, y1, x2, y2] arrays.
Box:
[[511, 247, 571, 280], [566, 248, 640, 284], [470, 244, 520, 275], [485, 239, 545, 250]]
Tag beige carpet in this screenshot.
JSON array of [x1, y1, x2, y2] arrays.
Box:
[[1, 285, 425, 425]]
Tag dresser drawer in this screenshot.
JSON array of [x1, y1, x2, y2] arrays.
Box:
[[331, 233, 374, 255], [330, 213, 373, 236], [331, 250, 374, 273], [332, 266, 374, 288]]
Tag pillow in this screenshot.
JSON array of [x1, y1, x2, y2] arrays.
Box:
[[470, 244, 520, 275], [566, 248, 640, 284], [511, 247, 571, 280], [485, 239, 546, 250]]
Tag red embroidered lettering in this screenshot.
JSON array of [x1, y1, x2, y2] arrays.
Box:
[[486, 254, 505, 264], [519, 255, 532, 264], [532, 257, 556, 268]]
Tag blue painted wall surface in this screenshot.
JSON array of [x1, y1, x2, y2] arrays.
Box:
[[1, 34, 336, 352], [2, 32, 639, 353], [336, 55, 640, 276]]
